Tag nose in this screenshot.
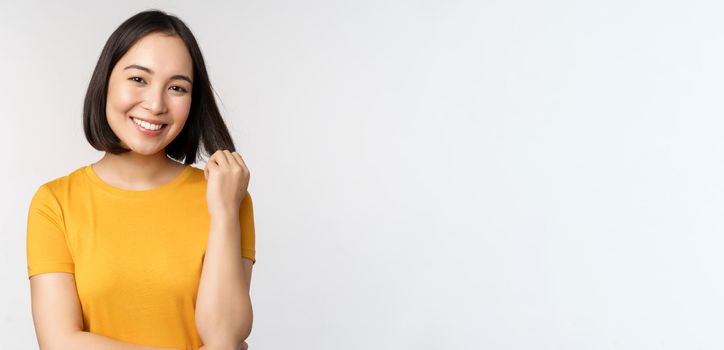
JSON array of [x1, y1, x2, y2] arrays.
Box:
[[141, 85, 167, 115]]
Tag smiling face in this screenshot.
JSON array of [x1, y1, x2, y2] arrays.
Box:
[[105, 32, 194, 155]]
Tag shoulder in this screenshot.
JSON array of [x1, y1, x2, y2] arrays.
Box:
[[30, 165, 87, 205], [187, 165, 205, 178]]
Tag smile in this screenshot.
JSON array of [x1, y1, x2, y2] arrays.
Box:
[[131, 116, 166, 130], [129, 116, 167, 136]]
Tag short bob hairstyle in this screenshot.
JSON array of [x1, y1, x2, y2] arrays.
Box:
[[83, 9, 235, 165]]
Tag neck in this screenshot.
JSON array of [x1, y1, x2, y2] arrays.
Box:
[[94, 151, 182, 184]]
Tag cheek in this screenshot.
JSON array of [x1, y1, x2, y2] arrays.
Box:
[[107, 85, 141, 113], [169, 97, 192, 122]]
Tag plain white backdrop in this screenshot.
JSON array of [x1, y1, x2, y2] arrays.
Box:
[[2, 0, 723, 349]]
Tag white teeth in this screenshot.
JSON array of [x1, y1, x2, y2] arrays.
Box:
[[132, 117, 163, 131]]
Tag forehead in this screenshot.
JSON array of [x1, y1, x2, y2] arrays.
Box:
[[116, 32, 193, 76]]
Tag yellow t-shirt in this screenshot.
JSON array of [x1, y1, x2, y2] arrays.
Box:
[[26, 164, 256, 350]]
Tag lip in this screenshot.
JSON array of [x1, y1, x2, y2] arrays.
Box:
[[129, 116, 167, 136], [130, 115, 167, 125]]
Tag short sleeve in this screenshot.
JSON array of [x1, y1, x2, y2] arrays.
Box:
[[240, 191, 256, 264], [26, 184, 74, 278]]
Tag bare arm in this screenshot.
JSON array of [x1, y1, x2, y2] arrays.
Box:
[[195, 215, 254, 350], [30, 272, 180, 350]]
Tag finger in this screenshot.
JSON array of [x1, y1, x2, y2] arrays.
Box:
[[231, 151, 245, 169], [213, 149, 229, 168], [205, 160, 217, 179], [206, 152, 220, 174], [222, 150, 237, 169]]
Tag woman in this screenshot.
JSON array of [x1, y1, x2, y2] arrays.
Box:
[[26, 9, 255, 350]]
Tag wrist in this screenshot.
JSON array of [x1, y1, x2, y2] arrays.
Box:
[[210, 210, 237, 223], [209, 215, 239, 235]]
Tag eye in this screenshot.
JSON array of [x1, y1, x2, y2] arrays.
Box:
[[170, 86, 189, 93], [128, 76, 146, 84]]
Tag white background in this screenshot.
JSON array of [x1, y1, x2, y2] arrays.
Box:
[[2, 0, 722, 349]]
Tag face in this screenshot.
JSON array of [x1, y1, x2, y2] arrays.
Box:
[[105, 32, 193, 155]]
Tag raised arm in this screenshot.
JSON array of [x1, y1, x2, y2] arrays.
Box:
[[195, 216, 254, 349], [29, 272, 180, 350]]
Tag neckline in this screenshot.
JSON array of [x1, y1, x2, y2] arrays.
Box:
[[83, 163, 194, 200]]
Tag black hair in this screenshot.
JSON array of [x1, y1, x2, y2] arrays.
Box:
[[83, 9, 235, 164]]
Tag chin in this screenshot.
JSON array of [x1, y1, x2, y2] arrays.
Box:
[[125, 142, 167, 155]]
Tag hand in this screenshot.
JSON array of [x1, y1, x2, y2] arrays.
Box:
[[204, 150, 250, 218]]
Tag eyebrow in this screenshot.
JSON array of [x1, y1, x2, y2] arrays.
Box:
[[123, 64, 193, 84]]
